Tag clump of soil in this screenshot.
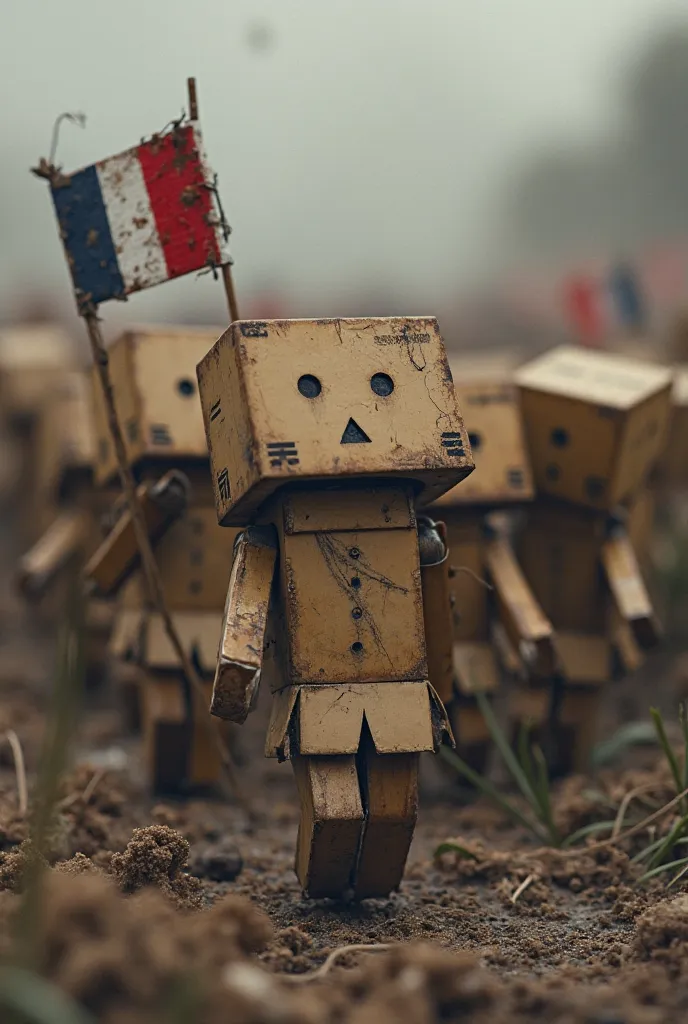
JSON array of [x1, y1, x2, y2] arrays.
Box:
[[299, 942, 667, 1024], [435, 834, 638, 893], [635, 894, 688, 973], [333, 943, 495, 1023], [0, 838, 46, 892], [7, 869, 275, 1024], [110, 824, 204, 908], [55, 851, 102, 876], [0, 790, 29, 850], [55, 765, 136, 859]]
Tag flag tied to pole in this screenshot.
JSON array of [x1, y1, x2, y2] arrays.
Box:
[[49, 121, 229, 313]]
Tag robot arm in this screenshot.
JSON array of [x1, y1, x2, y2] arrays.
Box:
[[483, 529, 557, 678], [16, 509, 89, 600], [210, 525, 278, 725], [84, 470, 189, 597], [417, 516, 454, 704], [601, 522, 661, 650]]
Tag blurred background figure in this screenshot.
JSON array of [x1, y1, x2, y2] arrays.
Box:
[[0, 322, 78, 539], [14, 369, 115, 688], [3, 1, 688, 353], [1, 0, 687, 699]]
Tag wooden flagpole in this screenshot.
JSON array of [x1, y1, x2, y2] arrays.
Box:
[[32, 89, 250, 814], [187, 77, 240, 323], [84, 310, 249, 814]]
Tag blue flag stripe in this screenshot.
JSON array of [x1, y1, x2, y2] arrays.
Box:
[[50, 165, 125, 311]]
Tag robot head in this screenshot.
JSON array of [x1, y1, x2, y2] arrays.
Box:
[[91, 325, 223, 485], [197, 317, 474, 524], [516, 345, 673, 511], [431, 373, 534, 508]]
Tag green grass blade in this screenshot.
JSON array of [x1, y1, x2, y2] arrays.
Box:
[[434, 842, 479, 860], [0, 967, 95, 1024], [516, 721, 557, 840], [532, 745, 560, 846], [680, 703, 688, 797], [639, 855, 688, 884], [648, 813, 688, 870], [474, 691, 539, 811], [517, 721, 537, 793], [631, 835, 666, 864], [650, 707, 683, 796], [561, 821, 618, 848], [15, 569, 86, 968], [668, 860, 688, 889], [592, 721, 660, 767], [438, 745, 547, 842]]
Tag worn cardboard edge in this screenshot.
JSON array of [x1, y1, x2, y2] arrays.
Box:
[[265, 681, 451, 759]]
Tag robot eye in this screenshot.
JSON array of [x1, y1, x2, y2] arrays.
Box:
[[550, 427, 569, 447], [297, 374, 322, 399], [370, 373, 394, 397], [177, 378, 196, 397], [468, 431, 482, 451]]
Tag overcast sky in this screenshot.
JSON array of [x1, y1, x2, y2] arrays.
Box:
[[2, 0, 687, 331]]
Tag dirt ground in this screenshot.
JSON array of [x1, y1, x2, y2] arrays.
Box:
[[2, 543, 688, 1022]]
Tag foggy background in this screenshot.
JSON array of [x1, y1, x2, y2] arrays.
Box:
[[2, 0, 688, 347]]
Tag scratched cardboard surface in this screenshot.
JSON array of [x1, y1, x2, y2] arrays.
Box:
[[2, 445, 688, 1022]]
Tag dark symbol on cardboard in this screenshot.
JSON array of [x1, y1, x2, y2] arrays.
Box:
[[468, 431, 482, 451], [217, 468, 231, 501], [507, 467, 525, 488], [441, 431, 465, 457], [240, 322, 269, 338], [126, 418, 139, 443], [267, 441, 300, 468], [550, 427, 569, 448], [210, 399, 222, 422], [340, 418, 371, 444], [585, 475, 606, 501], [150, 424, 173, 446]]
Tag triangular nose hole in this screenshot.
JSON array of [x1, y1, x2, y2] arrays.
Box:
[[340, 417, 371, 444]]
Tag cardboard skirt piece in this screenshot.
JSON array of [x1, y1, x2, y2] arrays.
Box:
[[265, 680, 452, 761], [109, 609, 222, 675]]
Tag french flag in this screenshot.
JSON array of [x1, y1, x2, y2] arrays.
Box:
[[50, 123, 229, 312]]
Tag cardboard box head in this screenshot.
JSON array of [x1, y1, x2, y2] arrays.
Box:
[[0, 324, 77, 424], [197, 317, 474, 525], [431, 369, 534, 508], [516, 346, 673, 511], [91, 326, 222, 485]]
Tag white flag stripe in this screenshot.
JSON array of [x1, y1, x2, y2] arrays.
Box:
[[96, 149, 168, 292]]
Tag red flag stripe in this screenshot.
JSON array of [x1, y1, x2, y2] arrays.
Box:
[[137, 124, 221, 281]]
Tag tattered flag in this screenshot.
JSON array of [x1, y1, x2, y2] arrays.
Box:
[[48, 122, 229, 313]]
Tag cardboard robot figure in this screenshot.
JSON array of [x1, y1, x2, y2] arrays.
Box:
[[651, 366, 688, 642], [0, 323, 78, 545], [423, 367, 556, 772], [84, 326, 238, 793], [15, 370, 114, 682], [514, 346, 673, 774], [661, 368, 688, 495], [197, 317, 474, 899]]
